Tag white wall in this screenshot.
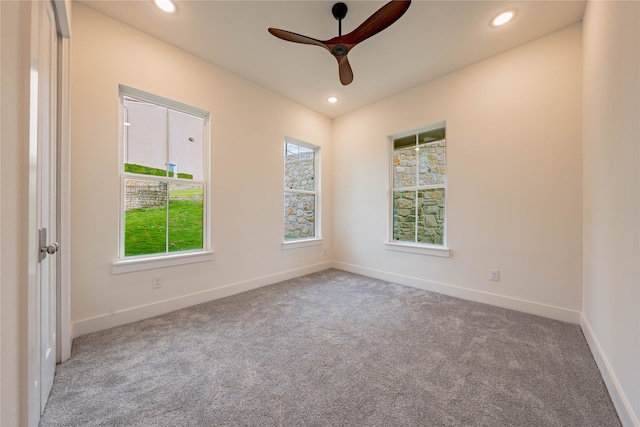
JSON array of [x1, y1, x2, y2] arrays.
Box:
[[582, 1, 640, 425], [332, 24, 583, 323], [1, 2, 32, 424], [70, 4, 333, 335]]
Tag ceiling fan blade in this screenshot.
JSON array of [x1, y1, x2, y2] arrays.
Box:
[[341, 0, 411, 45], [337, 56, 354, 86], [268, 28, 327, 49]]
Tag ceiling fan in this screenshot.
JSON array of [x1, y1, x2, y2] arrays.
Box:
[[268, 0, 412, 86]]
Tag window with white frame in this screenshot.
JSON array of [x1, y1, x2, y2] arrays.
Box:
[[390, 121, 446, 246], [284, 138, 319, 241], [119, 86, 209, 259]]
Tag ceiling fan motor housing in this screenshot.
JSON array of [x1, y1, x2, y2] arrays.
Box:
[[332, 44, 349, 56]]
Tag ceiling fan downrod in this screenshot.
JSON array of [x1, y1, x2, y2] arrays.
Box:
[[332, 2, 348, 37], [331, 3, 349, 57]]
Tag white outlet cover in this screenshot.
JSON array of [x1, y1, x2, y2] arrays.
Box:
[[152, 277, 162, 288]]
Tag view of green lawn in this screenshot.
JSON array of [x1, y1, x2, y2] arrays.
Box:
[[125, 199, 203, 256], [169, 187, 203, 197]]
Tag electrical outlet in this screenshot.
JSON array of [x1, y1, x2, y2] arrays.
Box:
[[152, 277, 163, 289], [489, 269, 500, 281], [323, 249, 327, 256]]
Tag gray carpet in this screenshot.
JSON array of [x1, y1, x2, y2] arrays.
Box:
[[40, 269, 620, 426]]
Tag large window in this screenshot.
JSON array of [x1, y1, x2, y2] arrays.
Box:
[[284, 138, 319, 241], [390, 121, 446, 247], [119, 86, 209, 260]]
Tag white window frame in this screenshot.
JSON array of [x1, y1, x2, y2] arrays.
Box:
[[282, 136, 322, 250], [386, 121, 450, 258], [113, 85, 213, 274]]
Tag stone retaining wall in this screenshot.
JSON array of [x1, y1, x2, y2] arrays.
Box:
[[394, 140, 445, 187], [125, 181, 203, 211], [284, 151, 314, 191], [284, 193, 315, 239], [393, 189, 445, 245], [125, 181, 167, 211]]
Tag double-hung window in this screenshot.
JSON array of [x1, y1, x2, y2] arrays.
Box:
[[116, 86, 211, 270], [388, 121, 449, 256], [283, 137, 320, 245]]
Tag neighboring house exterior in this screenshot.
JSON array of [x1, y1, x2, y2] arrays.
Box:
[[124, 99, 204, 180]]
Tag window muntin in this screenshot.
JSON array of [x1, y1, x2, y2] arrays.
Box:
[[284, 138, 319, 241], [120, 87, 208, 259], [391, 122, 446, 246]]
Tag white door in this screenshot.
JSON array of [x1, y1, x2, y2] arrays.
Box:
[[35, 0, 59, 416]]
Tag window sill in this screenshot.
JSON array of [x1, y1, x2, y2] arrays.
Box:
[[385, 242, 450, 258], [112, 250, 215, 274], [281, 238, 323, 250]]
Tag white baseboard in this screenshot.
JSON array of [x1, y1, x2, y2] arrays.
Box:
[[581, 313, 639, 427], [72, 262, 332, 338], [331, 261, 581, 324]]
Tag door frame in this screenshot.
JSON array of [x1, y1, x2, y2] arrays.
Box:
[[26, 1, 71, 425], [54, 0, 71, 364]]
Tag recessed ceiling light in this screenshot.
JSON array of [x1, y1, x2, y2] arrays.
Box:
[[327, 96, 338, 104], [492, 10, 515, 27], [154, 0, 175, 13]]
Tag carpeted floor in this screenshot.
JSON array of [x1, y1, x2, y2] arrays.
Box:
[[40, 269, 620, 426]]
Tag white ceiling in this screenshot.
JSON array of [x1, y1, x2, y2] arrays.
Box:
[[79, 0, 586, 118]]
